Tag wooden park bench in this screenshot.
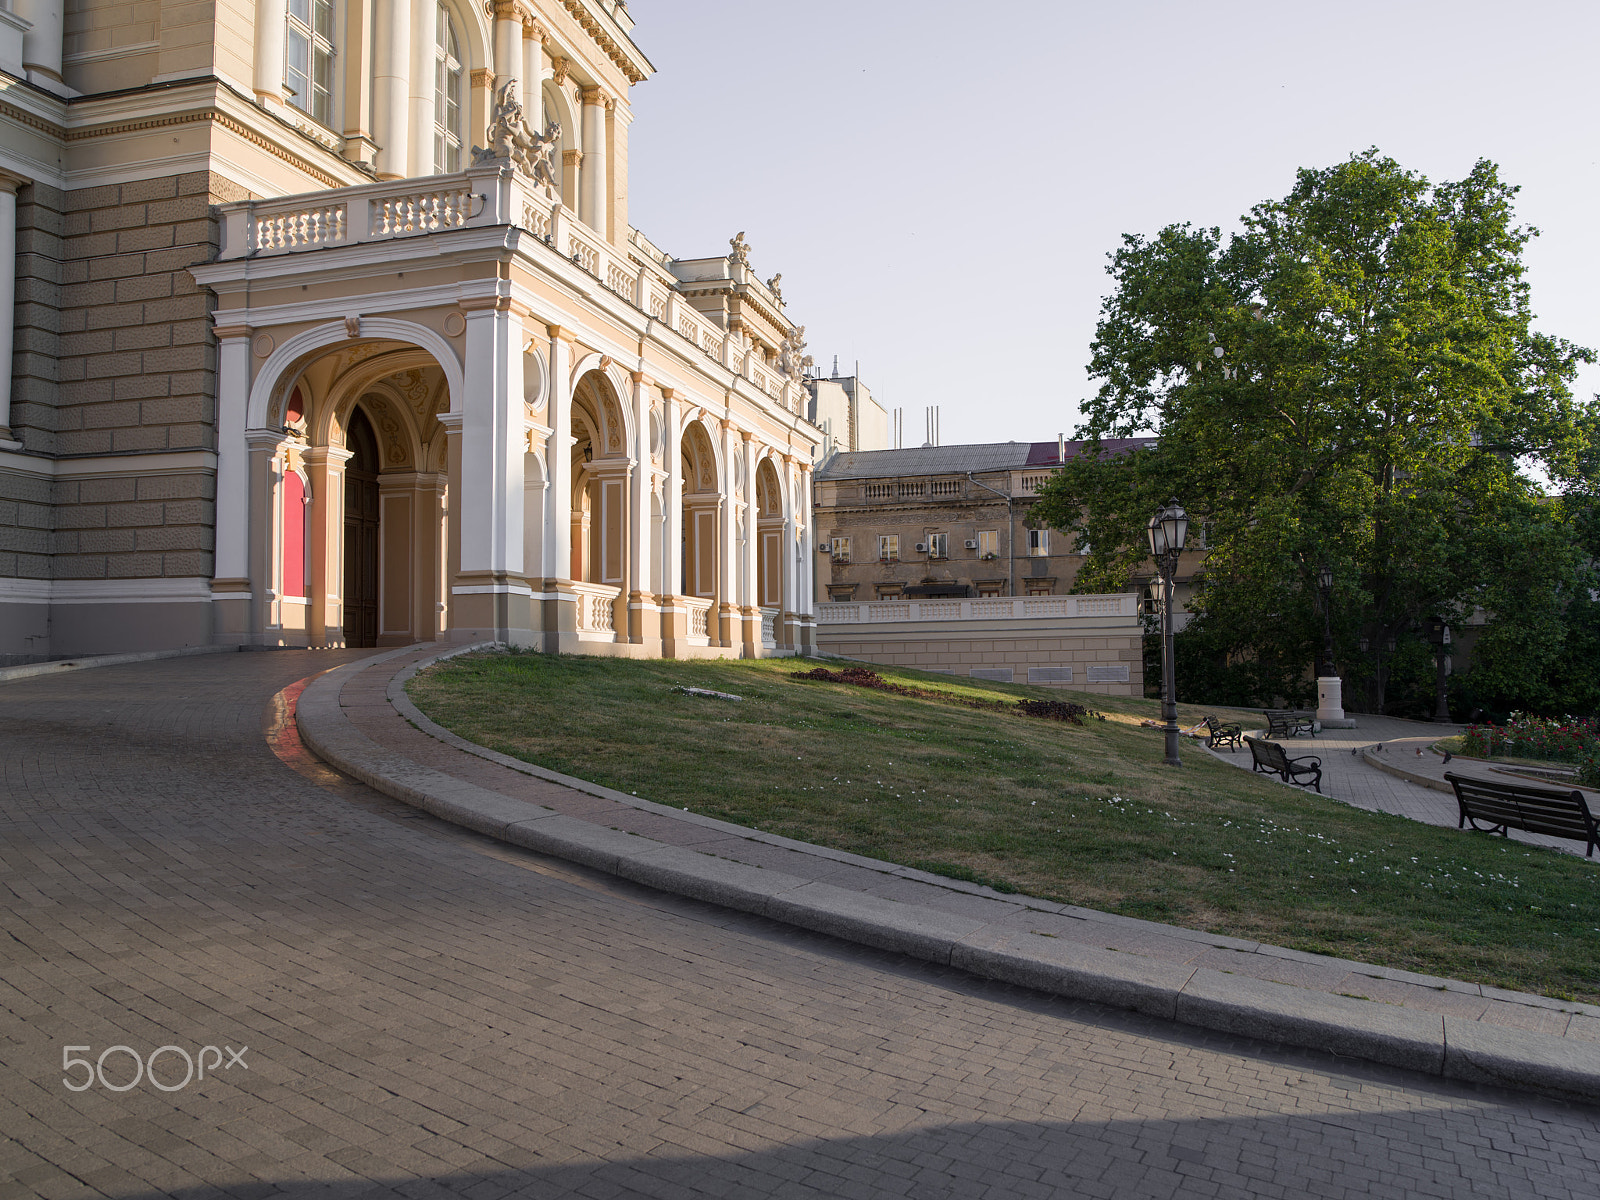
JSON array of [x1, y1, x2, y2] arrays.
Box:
[[1444, 771, 1600, 858], [1203, 715, 1244, 752], [1264, 709, 1316, 738], [1245, 735, 1323, 793]]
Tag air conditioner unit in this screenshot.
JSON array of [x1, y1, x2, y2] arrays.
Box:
[[914, 542, 927, 553], [964, 539, 978, 550]]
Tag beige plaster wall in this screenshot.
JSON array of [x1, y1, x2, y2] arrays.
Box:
[[817, 624, 1145, 697]]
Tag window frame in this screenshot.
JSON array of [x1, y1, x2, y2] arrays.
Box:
[[926, 532, 948, 559], [434, 1, 464, 173], [1028, 528, 1049, 557], [878, 534, 899, 563], [285, 0, 336, 128], [976, 529, 999, 560]]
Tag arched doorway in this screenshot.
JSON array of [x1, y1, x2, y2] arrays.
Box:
[[680, 421, 719, 600], [343, 408, 381, 647]]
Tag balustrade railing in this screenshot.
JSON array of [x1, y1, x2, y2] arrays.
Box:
[[216, 168, 802, 423], [684, 597, 713, 642], [571, 581, 621, 638], [760, 606, 778, 649]]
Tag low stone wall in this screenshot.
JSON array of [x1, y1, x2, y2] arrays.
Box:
[[814, 595, 1144, 696]]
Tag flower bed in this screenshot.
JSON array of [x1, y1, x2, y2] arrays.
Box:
[[1459, 714, 1600, 786]]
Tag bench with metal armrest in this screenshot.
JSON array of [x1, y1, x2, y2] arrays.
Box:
[[1264, 709, 1316, 739], [1245, 735, 1323, 793], [1444, 771, 1600, 858]]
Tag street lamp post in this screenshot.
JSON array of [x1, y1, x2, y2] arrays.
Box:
[[1317, 564, 1334, 679], [1426, 615, 1452, 723], [1314, 562, 1347, 726], [1147, 498, 1189, 767]]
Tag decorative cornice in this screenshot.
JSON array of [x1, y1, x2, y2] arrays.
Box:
[[66, 107, 346, 190], [579, 85, 606, 106], [0, 98, 62, 138], [556, 0, 648, 84]]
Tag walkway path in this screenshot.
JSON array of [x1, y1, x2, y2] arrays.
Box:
[[1202, 714, 1596, 856], [299, 648, 1600, 1080], [4, 648, 1600, 1199]]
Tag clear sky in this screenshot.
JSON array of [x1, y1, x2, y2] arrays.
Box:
[[624, 1, 1599, 448]]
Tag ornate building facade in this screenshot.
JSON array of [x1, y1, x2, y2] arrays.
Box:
[[0, 0, 821, 662]]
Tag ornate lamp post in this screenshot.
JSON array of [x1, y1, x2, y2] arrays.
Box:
[[1147, 498, 1189, 767]]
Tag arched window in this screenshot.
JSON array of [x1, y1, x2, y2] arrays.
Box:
[[286, 0, 335, 125], [434, 3, 463, 172]]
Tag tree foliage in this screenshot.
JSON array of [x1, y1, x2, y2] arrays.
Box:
[[1034, 150, 1597, 714]]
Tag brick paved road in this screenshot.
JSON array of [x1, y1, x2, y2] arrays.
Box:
[[3, 652, 1599, 1199]]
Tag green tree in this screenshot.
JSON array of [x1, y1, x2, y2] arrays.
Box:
[[1034, 150, 1595, 714]]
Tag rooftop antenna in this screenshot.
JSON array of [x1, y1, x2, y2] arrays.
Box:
[[831, 354, 839, 378]]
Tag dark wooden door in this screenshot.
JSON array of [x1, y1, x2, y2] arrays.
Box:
[[343, 409, 380, 648]]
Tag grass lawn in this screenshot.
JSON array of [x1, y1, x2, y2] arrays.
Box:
[[407, 651, 1600, 1003]]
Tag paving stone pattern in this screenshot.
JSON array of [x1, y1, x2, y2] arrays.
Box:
[[3, 652, 1600, 1199]]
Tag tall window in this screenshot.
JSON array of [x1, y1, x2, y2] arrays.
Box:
[[1028, 528, 1049, 557], [286, 0, 334, 126], [435, 3, 463, 172], [977, 529, 999, 559], [878, 535, 899, 563], [926, 532, 948, 559]]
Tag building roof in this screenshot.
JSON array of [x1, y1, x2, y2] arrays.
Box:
[[816, 438, 1157, 480]]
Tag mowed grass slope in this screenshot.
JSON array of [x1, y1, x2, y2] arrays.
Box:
[[408, 652, 1600, 1002]]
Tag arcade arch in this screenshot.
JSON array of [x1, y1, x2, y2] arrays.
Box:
[[259, 337, 451, 648]]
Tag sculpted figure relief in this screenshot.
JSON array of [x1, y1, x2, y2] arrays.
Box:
[[472, 79, 562, 188], [779, 325, 808, 379], [728, 231, 751, 266]]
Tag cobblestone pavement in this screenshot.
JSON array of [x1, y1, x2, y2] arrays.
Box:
[[4, 652, 1600, 1199]]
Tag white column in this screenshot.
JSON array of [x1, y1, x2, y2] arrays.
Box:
[[545, 329, 573, 582], [521, 21, 545, 129], [798, 463, 815, 619], [492, 0, 519, 89], [372, 0, 412, 179], [0, 179, 17, 444], [740, 434, 758, 611], [780, 456, 799, 620], [15, 0, 64, 90], [662, 391, 682, 597], [251, 0, 288, 106], [580, 87, 607, 232], [456, 302, 523, 580], [213, 324, 253, 585], [628, 373, 652, 630], [407, 0, 438, 178], [717, 419, 738, 645]]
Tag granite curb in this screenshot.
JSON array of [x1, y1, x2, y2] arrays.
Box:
[[295, 643, 1600, 1105], [1361, 741, 1456, 794]]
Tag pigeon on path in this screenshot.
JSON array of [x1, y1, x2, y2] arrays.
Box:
[[1442, 750, 1453, 764]]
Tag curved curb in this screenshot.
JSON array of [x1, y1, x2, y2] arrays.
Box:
[[1360, 744, 1455, 794], [295, 644, 1600, 1105]]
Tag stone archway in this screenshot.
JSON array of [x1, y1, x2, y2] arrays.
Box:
[[248, 333, 451, 649]]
